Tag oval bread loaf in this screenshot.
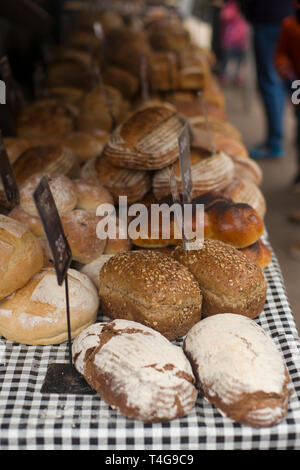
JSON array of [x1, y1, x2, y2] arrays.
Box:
[[173, 239, 267, 319], [99, 250, 203, 340], [183, 314, 292, 427], [73, 319, 197, 422]]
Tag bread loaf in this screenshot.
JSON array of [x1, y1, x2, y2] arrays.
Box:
[[183, 314, 291, 427], [74, 179, 114, 214], [80, 254, 114, 287], [239, 240, 272, 269], [173, 239, 267, 319], [99, 250, 203, 340], [0, 268, 99, 345], [73, 319, 197, 422], [9, 206, 44, 238], [0, 215, 44, 300]]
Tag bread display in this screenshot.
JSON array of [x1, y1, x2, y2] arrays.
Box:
[[102, 105, 185, 171], [183, 314, 291, 427], [13, 145, 78, 186], [173, 239, 267, 319], [0, 268, 99, 345], [99, 250, 203, 340], [61, 210, 106, 264], [0, 215, 44, 301], [73, 319, 197, 422], [152, 148, 235, 200]]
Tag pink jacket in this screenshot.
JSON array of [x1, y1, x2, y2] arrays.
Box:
[[221, 1, 249, 50]]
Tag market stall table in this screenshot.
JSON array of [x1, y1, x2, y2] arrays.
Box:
[[0, 236, 299, 450]]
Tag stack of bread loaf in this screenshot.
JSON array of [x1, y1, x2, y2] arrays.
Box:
[[0, 2, 291, 428]]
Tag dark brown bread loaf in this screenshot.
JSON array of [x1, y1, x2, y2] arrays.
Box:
[[183, 314, 292, 427], [73, 319, 197, 422], [173, 239, 267, 319], [99, 250, 203, 340]]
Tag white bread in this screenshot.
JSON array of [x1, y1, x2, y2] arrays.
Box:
[[80, 254, 114, 287], [73, 319, 197, 422], [184, 314, 292, 427], [0, 215, 44, 301], [0, 268, 99, 345]]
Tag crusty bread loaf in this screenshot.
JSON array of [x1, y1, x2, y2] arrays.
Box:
[[0, 215, 44, 300], [20, 173, 78, 217], [59, 131, 109, 164], [222, 178, 267, 220], [9, 206, 44, 238], [74, 179, 114, 214], [239, 240, 272, 270], [183, 314, 292, 427], [102, 105, 185, 171], [0, 268, 99, 345], [173, 239, 267, 319], [73, 319, 197, 422], [80, 254, 114, 287], [99, 250, 203, 340], [61, 210, 106, 264]]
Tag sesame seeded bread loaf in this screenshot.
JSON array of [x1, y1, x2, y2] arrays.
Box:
[[99, 250, 203, 340], [183, 314, 292, 427], [73, 319, 197, 422], [173, 239, 267, 319]]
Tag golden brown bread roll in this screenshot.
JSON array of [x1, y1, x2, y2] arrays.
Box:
[[173, 239, 267, 319], [0, 268, 99, 345], [9, 206, 44, 238], [13, 145, 78, 186], [73, 319, 197, 422], [0, 215, 44, 300], [239, 240, 272, 269], [59, 131, 109, 164], [74, 179, 114, 214], [102, 106, 185, 171], [99, 250, 203, 340], [183, 314, 291, 427]]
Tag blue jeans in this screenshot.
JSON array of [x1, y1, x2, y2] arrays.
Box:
[[253, 23, 287, 150]]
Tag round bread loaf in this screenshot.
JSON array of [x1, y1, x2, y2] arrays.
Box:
[[80, 254, 114, 287], [9, 206, 44, 238], [103, 216, 132, 255], [74, 179, 114, 214], [99, 250, 203, 340], [239, 240, 272, 270], [61, 210, 106, 264], [73, 319, 197, 422], [0, 215, 44, 300], [0, 268, 99, 345], [173, 239, 267, 319], [60, 131, 109, 163], [183, 314, 291, 427], [20, 173, 78, 217]]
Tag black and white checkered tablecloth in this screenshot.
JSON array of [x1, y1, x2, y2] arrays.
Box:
[[0, 241, 300, 450]]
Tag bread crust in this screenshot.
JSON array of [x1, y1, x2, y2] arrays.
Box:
[[173, 239, 267, 319], [99, 250, 202, 340]]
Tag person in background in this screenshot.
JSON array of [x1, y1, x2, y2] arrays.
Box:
[[275, 0, 300, 189], [219, 0, 249, 85], [239, 0, 295, 160]]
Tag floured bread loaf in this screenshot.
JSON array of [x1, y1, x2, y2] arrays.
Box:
[[74, 179, 114, 214], [183, 314, 292, 427], [0, 268, 99, 345], [0, 215, 44, 301], [80, 254, 114, 287], [173, 239, 267, 319], [73, 319, 197, 422], [99, 250, 202, 340], [10, 206, 44, 238]]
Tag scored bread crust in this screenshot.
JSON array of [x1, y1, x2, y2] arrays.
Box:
[[99, 250, 203, 340], [0, 215, 44, 300], [0, 268, 99, 345], [173, 239, 267, 319], [73, 319, 197, 422], [183, 314, 292, 427]]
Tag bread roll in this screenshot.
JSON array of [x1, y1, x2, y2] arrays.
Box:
[[99, 250, 202, 340], [183, 314, 291, 427], [61, 210, 106, 264], [102, 106, 185, 171], [13, 145, 78, 186], [0, 215, 43, 300], [173, 239, 267, 319], [222, 178, 267, 220], [20, 173, 78, 217], [239, 240, 272, 269], [80, 254, 114, 287], [0, 268, 99, 345], [103, 216, 132, 255], [74, 179, 114, 214], [60, 131, 109, 164], [73, 319, 197, 422], [9, 206, 44, 238]]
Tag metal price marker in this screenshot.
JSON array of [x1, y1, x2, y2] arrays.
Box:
[[34, 176, 95, 395], [0, 131, 19, 208]]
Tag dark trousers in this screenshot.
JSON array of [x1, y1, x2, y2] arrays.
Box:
[[253, 23, 287, 149]]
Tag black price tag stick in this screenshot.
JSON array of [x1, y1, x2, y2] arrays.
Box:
[[34, 176, 95, 395], [0, 131, 20, 208]]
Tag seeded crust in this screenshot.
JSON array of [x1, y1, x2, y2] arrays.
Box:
[[99, 250, 203, 340], [173, 239, 267, 319]]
